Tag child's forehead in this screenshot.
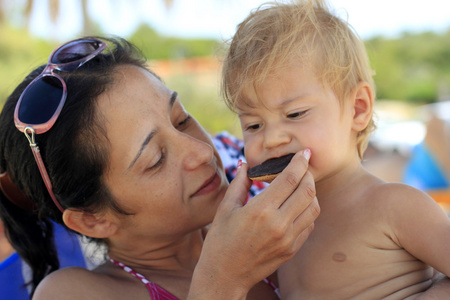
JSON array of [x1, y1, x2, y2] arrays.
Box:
[[237, 84, 304, 114], [238, 63, 315, 100], [236, 63, 343, 113]]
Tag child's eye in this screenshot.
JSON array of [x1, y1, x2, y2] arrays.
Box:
[[245, 123, 262, 132], [287, 111, 306, 119]]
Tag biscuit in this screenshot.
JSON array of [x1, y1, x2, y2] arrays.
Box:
[[247, 153, 295, 183]]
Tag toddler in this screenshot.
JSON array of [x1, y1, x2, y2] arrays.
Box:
[[221, 0, 450, 298]]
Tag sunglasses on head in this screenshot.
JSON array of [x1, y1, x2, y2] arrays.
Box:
[[13, 37, 107, 213]]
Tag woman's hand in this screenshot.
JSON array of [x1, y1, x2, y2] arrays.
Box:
[[189, 150, 320, 299], [408, 271, 450, 300]]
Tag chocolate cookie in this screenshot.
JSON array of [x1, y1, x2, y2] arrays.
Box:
[[247, 153, 295, 183]]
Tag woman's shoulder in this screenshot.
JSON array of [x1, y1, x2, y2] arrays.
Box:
[[33, 266, 112, 299]]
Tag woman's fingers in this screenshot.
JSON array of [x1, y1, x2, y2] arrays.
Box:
[[292, 197, 319, 250], [215, 162, 252, 215], [200, 148, 319, 293], [279, 167, 316, 214], [250, 149, 318, 259], [281, 168, 319, 228], [260, 149, 312, 209]]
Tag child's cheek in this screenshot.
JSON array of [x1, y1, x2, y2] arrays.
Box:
[[307, 157, 321, 183], [243, 141, 260, 167], [245, 154, 260, 170]]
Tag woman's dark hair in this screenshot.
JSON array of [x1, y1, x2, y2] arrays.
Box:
[[0, 36, 150, 296]]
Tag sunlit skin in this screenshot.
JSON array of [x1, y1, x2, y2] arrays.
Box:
[[238, 62, 450, 299], [34, 65, 284, 300], [101, 66, 228, 244], [239, 68, 357, 190], [95, 65, 233, 297]]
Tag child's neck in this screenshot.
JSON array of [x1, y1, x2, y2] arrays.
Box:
[[315, 160, 367, 204]]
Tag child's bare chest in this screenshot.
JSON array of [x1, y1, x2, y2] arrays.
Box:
[[278, 204, 431, 299]]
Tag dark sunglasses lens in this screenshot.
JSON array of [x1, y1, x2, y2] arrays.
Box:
[[18, 76, 63, 125], [51, 40, 102, 64]]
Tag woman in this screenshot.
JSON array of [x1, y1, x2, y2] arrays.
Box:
[[0, 36, 319, 299]]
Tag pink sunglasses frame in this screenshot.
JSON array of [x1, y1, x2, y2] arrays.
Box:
[[13, 38, 107, 213]]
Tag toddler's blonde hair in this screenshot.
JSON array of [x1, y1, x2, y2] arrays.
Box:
[[221, 0, 376, 158]]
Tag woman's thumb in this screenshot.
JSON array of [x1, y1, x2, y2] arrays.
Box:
[[218, 160, 252, 213]]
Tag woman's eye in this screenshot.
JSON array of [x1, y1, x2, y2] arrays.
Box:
[[147, 152, 165, 171], [176, 115, 192, 130]]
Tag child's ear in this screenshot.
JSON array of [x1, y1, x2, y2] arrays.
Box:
[[351, 81, 374, 132], [63, 209, 119, 239]]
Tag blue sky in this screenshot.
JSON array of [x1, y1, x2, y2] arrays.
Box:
[[28, 0, 450, 41]]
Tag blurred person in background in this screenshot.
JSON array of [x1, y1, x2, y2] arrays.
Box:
[[403, 109, 450, 191]]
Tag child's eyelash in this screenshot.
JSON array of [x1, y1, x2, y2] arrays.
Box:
[[245, 124, 262, 131], [288, 112, 301, 117], [287, 110, 307, 118]]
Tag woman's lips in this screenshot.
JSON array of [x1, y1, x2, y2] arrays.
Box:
[[191, 172, 221, 197]]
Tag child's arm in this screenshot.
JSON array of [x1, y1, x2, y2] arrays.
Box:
[[413, 271, 450, 299], [386, 184, 450, 277]]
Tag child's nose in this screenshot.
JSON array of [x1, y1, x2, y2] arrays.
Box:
[[263, 126, 291, 149]]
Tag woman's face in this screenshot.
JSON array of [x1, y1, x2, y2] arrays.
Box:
[[98, 65, 228, 240]]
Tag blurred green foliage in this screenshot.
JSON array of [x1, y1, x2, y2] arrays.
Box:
[[366, 30, 450, 103], [129, 25, 220, 60], [127, 25, 239, 136], [163, 73, 241, 136], [0, 26, 56, 108], [0, 25, 237, 135], [1, 25, 450, 135]]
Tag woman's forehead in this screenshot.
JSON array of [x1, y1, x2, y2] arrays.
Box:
[[95, 65, 174, 150], [100, 65, 172, 119], [97, 66, 173, 172]]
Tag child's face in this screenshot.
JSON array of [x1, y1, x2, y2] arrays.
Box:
[[238, 63, 358, 182]]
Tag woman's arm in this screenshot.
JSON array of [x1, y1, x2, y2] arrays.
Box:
[[188, 150, 319, 299]]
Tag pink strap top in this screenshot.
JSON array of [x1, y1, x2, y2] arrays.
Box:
[[110, 258, 179, 300], [110, 258, 280, 299]]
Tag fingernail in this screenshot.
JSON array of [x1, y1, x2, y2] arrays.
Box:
[[237, 159, 243, 170], [303, 148, 311, 161]]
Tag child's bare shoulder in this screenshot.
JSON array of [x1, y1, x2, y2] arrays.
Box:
[[363, 181, 443, 221], [354, 179, 439, 217], [368, 181, 434, 205]]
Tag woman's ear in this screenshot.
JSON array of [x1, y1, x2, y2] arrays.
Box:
[[351, 81, 374, 132], [63, 209, 119, 239]]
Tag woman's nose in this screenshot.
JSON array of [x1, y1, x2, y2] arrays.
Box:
[[178, 134, 214, 170]]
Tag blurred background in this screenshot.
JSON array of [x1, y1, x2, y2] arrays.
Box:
[[1, 0, 450, 209]]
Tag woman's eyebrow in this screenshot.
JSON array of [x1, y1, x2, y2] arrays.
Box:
[[127, 130, 156, 170], [169, 91, 178, 108], [127, 91, 178, 171]]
